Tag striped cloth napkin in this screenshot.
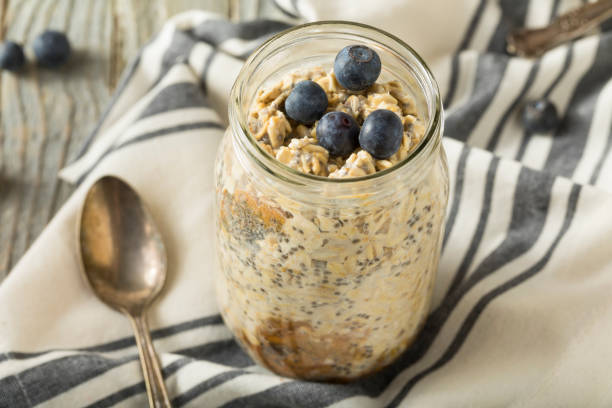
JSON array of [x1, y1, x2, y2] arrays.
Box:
[[1, 0, 612, 406]]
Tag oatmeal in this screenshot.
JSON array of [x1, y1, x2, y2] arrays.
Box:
[[247, 67, 427, 178], [215, 35, 448, 381]]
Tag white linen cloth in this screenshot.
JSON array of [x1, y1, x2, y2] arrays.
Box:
[[1, 0, 612, 406]]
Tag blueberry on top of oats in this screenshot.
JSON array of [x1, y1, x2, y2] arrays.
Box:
[[284, 80, 328, 125], [316, 111, 360, 157], [359, 109, 403, 159], [334, 45, 381, 91]]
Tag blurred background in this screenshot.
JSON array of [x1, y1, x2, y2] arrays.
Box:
[[0, 0, 288, 279]]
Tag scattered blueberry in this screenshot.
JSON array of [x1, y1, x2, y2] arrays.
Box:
[[33, 30, 71, 68], [0, 41, 25, 72], [334, 45, 381, 91], [522, 99, 559, 133], [284, 80, 328, 125], [359, 109, 403, 159], [316, 111, 360, 157]]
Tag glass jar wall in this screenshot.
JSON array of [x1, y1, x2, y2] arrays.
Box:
[[214, 21, 449, 381]]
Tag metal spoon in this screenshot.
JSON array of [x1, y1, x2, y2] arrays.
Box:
[[79, 175, 172, 408]]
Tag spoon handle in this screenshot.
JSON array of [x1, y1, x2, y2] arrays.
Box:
[[507, 0, 612, 57], [129, 314, 173, 407]]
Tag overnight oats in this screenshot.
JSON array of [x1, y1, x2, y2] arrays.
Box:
[[214, 22, 449, 381]]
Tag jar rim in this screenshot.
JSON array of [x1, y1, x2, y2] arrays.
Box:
[[229, 20, 442, 185]]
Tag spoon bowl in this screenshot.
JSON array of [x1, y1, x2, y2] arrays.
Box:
[[79, 175, 166, 315], [79, 175, 171, 407]]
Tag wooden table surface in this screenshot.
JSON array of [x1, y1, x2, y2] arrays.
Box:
[[0, 0, 287, 280]]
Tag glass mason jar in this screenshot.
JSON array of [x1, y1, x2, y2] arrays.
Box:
[[214, 21, 448, 381]]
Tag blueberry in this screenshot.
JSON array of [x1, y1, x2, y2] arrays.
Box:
[[359, 109, 403, 159], [0, 41, 25, 72], [334, 45, 381, 91], [33, 30, 71, 68], [522, 99, 559, 133], [284, 80, 328, 125], [316, 112, 360, 157]]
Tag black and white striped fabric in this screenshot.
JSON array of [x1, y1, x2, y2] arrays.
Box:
[[1, 1, 612, 406]]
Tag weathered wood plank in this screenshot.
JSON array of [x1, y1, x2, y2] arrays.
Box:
[[0, 0, 44, 277]]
